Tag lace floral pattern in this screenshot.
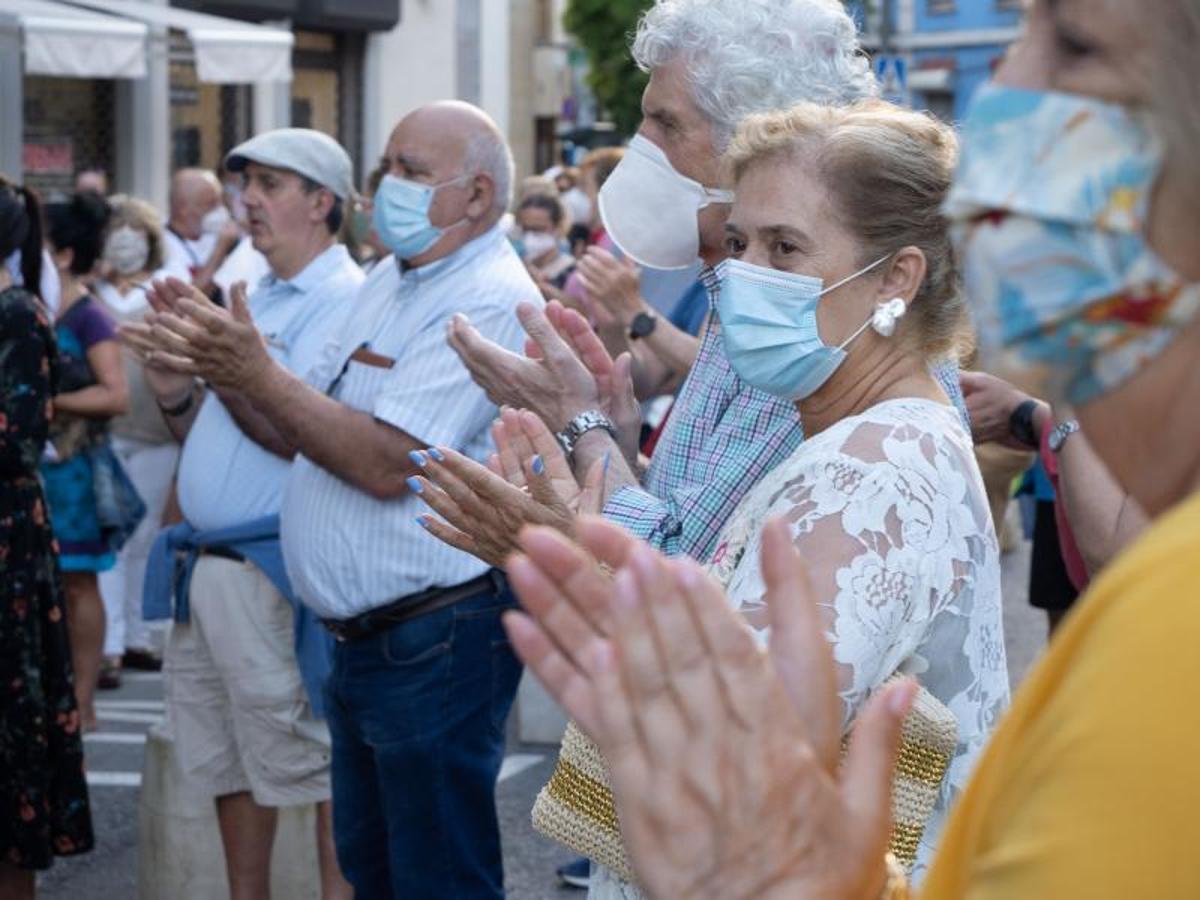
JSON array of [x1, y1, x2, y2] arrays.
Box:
[[588, 399, 1009, 897], [711, 398, 1009, 877]]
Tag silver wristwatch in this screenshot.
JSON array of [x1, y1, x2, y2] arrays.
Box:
[[1048, 419, 1081, 453], [555, 409, 617, 457]]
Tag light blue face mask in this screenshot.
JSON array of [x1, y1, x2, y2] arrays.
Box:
[[717, 254, 893, 400], [373, 172, 467, 260]]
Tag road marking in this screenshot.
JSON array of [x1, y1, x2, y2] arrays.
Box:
[[498, 753, 544, 783], [84, 732, 148, 745], [97, 711, 164, 725], [87, 772, 142, 788], [96, 699, 165, 711], [118, 671, 164, 683]]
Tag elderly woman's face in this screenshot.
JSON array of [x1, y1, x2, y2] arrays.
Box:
[[991, 0, 1200, 517], [997, 0, 1148, 103], [724, 156, 883, 350]]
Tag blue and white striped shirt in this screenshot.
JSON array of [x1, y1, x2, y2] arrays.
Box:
[[177, 243, 364, 532], [281, 225, 543, 620]]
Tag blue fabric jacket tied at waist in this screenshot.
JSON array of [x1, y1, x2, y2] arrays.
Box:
[[143, 515, 332, 718]]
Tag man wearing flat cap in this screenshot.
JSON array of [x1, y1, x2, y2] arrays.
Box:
[[127, 127, 361, 900]]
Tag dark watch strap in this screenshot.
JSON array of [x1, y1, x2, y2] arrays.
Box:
[[1007, 398, 1039, 449], [158, 386, 196, 417]]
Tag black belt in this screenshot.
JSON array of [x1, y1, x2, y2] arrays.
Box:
[[321, 569, 508, 643], [198, 545, 246, 563]]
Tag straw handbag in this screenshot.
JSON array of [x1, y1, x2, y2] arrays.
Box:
[[532, 679, 958, 883]]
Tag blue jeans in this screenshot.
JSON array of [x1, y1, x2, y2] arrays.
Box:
[[324, 580, 522, 899]]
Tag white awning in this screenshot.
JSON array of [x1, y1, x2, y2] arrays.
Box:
[[63, 0, 293, 83], [0, 0, 147, 78]]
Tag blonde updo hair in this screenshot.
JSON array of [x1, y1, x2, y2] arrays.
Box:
[[106, 194, 165, 273], [723, 99, 971, 361]]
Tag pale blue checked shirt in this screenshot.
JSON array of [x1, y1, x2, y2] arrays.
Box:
[[281, 225, 543, 620], [177, 243, 364, 531], [604, 267, 968, 561]]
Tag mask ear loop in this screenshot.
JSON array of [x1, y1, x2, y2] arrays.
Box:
[[818, 252, 902, 352]]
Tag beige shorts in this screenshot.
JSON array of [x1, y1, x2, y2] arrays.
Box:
[[165, 555, 331, 807]]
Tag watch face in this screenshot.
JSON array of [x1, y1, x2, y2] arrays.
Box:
[[630, 313, 657, 338]]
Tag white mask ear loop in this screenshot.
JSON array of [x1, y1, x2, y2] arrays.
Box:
[[816, 252, 895, 351]]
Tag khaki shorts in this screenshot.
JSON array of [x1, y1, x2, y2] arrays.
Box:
[[165, 555, 331, 807]]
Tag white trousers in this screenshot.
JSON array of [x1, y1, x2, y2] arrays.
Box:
[[98, 436, 179, 656]]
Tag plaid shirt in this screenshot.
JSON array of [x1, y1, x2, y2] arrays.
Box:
[[603, 267, 968, 561]]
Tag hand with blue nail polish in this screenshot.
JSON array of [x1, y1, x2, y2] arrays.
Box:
[[408, 449, 428, 467], [405, 475, 424, 494]]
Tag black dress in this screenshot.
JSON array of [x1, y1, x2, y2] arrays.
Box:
[[0, 285, 94, 869]]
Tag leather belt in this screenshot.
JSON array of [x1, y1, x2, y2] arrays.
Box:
[[321, 569, 508, 643], [197, 545, 246, 564]]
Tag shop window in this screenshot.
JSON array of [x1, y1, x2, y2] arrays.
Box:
[[23, 77, 116, 198], [169, 30, 252, 174]]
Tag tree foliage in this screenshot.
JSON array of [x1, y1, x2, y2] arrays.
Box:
[[563, 0, 653, 137]]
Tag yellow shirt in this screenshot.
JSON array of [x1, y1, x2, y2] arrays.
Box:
[[921, 491, 1200, 898]]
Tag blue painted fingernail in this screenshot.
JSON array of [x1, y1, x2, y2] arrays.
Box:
[[406, 476, 424, 494], [531, 455, 545, 476], [408, 450, 427, 467], [415, 516, 430, 530], [428, 447, 445, 462]]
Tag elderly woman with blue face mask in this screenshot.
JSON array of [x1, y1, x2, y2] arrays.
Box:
[[499, 0, 1200, 898]]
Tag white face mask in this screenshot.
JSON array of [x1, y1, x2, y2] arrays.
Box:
[[103, 225, 150, 276], [201, 204, 231, 235], [521, 231, 558, 261], [597, 133, 734, 270]]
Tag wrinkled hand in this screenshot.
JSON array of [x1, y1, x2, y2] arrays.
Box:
[[139, 278, 272, 391], [576, 247, 645, 327], [448, 301, 602, 432], [961, 370, 1048, 449], [543, 302, 641, 468], [409, 423, 607, 569], [504, 518, 915, 900]]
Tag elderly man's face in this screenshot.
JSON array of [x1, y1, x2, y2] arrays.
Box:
[[637, 56, 730, 259], [240, 162, 332, 265], [380, 121, 473, 232]]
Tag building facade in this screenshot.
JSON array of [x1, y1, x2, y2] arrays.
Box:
[[848, 0, 1021, 122], [4, 0, 580, 212]]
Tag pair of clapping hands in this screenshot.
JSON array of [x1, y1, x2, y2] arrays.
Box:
[[491, 516, 917, 900], [118, 275, 271, 397], [407, 297, 642, 568]]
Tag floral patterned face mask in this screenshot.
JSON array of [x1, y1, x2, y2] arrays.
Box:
[[943, 83, 1200, 408]]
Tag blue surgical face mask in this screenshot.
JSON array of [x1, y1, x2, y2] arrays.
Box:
[[373, 172, 467, 260], [717, 254, 891, 400]]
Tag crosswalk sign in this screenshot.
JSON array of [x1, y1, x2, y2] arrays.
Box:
[[875, 55, 908, 103]]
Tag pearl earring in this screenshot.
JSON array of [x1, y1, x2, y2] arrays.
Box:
[[871, 297, 907, 337]]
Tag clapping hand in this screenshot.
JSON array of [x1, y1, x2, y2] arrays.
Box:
[[409, 409, 608, 569], [504, 518, 915, 900]]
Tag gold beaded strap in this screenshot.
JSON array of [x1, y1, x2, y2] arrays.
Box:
[[531, 677, 958, 883]]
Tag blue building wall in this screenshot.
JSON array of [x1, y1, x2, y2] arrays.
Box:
[[911, 2, 1022, 121], [842, 1, 1022, 122]]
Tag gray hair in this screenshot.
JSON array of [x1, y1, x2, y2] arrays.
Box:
[[463, 131, 515, 218], [632, 0, 878, 149]]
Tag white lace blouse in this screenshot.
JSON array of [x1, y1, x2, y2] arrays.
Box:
[[589, 398, 1010, 897]]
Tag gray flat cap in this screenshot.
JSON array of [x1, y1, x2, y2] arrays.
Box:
[[225, 128, 353, 200]]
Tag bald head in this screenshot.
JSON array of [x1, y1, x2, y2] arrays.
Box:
[[169, 168, 222, 239], [390, 101, 514, 219]]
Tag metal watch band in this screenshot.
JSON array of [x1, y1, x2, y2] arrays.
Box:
[[555, 409, 617, 457], [1048, 419, 1081, 453]]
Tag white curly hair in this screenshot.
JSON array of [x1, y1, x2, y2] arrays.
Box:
[[632, 0, 878, 149]]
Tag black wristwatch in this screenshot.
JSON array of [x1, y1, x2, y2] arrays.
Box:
[[1007, 399, 1040, 449], [628, 311, 658, 340]]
